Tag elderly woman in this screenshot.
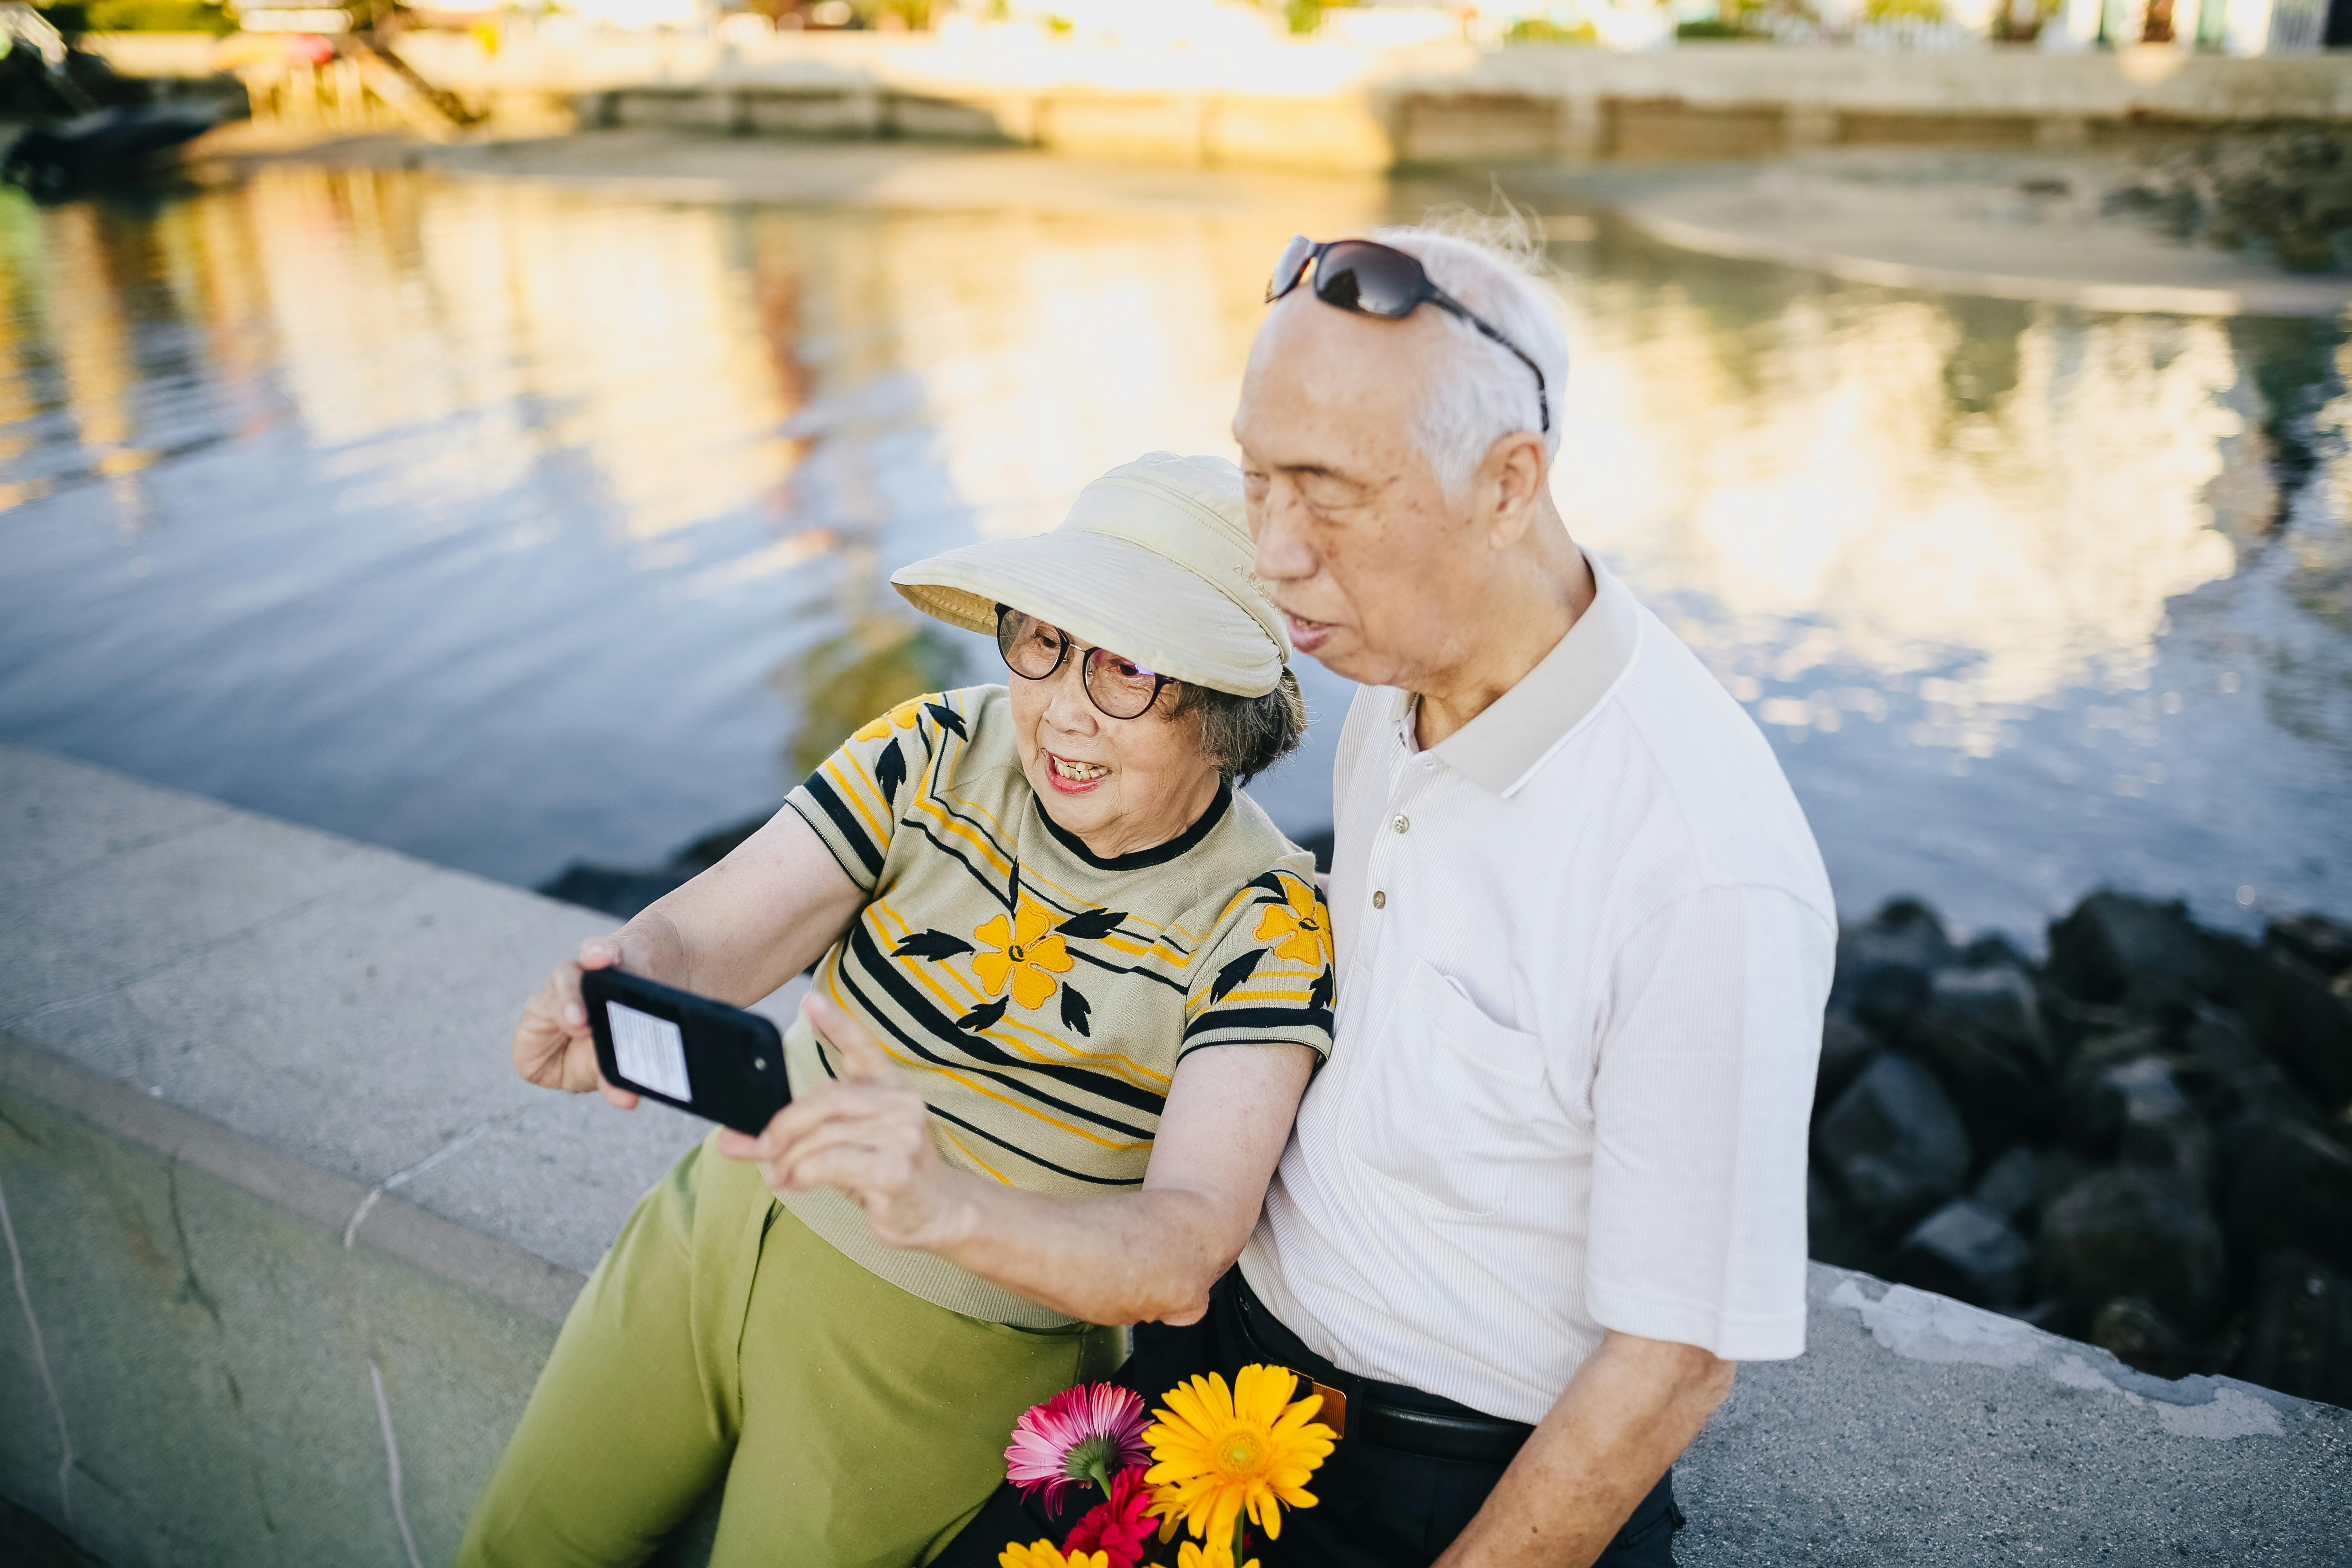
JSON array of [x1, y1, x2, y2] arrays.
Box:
[[459, 453, 1334, 1568]]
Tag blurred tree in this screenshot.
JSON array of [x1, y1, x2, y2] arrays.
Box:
[[78, 0, 236, 30], [1508, 16, 1600, 41], [775, 614, 968, 781], [851, 0, 931, 27]]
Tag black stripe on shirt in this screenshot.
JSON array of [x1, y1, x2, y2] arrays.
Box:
[[1183, 1002, 1335, 1042], [797, 773, 885, 879], [842, 924, 1168, 1126]]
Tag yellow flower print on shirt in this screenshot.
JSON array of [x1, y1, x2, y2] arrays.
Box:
[[1254, 880, 1334, 969], [854, 693, 943, 744], [971, 903, 1076, 1010]]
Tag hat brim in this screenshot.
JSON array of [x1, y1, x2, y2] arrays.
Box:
[[892, 531, 1283, 698]]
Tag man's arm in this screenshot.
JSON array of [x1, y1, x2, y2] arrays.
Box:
[[1437, 1331, 1733, 1568]]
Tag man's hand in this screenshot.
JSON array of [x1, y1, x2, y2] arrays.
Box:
[[509, 920, 687, 1109], [717, 993, 974, 1250]]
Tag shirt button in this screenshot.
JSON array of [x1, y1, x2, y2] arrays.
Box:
[[1392, 815, 1410, 834], [1372, 891, 1387, 909]]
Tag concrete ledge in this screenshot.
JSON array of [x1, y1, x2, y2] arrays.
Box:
[[98, 33, 2352, 175], [2, 741, 2346, 1565]]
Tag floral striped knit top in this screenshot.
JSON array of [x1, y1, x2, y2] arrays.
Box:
[[779, 684, 1335, 1327]]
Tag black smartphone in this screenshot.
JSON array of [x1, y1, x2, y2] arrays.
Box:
[[581, 967, 791, 1135]]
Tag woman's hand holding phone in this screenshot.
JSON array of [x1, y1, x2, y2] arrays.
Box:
[[511, 915, 692, 1109], [722, 994, 975, 1252]]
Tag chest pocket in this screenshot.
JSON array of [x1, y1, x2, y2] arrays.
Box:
[[1342, 957, 1550, 1218]]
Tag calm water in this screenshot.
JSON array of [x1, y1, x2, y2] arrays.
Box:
[[2, 165, 2348, 943]]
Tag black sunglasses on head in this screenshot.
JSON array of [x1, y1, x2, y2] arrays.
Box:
[[1266, 236, 1550, 434]]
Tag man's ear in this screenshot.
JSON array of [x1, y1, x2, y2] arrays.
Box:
[[1477, 431, 1549, 550]]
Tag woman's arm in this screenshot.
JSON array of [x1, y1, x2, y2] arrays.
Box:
[[510, 807, 867, 1106], [722, 994, 1313, 1325]]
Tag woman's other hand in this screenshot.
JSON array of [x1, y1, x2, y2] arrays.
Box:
[[720, 993, 971, 1250], [510, 922, 685, 1109]]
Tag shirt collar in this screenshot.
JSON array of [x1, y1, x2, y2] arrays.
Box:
[[1387, 550, 1642, 798]]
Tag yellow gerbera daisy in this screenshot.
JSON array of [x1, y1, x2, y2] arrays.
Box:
[[1177, 1541, 1257, 1568], [1143, 1364, 1337, 1546], [997, 1542, 1107, 1568]]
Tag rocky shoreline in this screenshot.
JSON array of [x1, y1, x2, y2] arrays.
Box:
[[1813, 892, 2350, 1406], [543, 830, 2352, 1408]]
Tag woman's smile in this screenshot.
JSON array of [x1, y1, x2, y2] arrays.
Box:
[[1045, 751, 1111, 793]]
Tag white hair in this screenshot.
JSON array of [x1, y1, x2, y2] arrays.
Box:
[[1372, 211, 1569, 505]]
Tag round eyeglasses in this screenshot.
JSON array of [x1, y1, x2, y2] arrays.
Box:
[[995, 605, 1173, 721]]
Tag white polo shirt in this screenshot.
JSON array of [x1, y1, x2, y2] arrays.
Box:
[[1239, 551, 1834, 1425]]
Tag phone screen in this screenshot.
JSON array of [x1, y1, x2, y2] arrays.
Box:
[[606, 1000, 693, 1102]]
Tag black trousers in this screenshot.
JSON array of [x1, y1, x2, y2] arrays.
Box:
[[937, 1272, 1685, 1568]]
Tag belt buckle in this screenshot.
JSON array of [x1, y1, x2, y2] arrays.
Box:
[[1303, 1376, 1348, 1440]]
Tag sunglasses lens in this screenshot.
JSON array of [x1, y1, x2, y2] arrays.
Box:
[[1314, 241, 1425, 318], [1084, 648, 1163, 719], [1266, 235, 1315, 304], [997, 609, 1065, 681]]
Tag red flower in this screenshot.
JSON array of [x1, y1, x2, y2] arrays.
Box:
[[1062, 1467, 1157, 1568]]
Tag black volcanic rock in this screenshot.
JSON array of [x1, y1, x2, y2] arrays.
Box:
[[1892, 1197, 2032, 1308], [2221, 1114, 2352, 1276], [2090, 1295, 2194, 1380], [1815, 1009, 1881, 1111], [2060, 1053, 2214, 1197], [1832, 900, 1957, 1038], [2046, 892, 2225, 1014], [2040, 1167, 2228, 1330], [2243, 942, 2352, 1114], [1908, 964, 2055, 1145], [2236, 1250, 2352, 1408], [1815, 1054, 1972, 1236], [1807, 1166, 1886, 1276], [1971, 1145, 2038, 1223]]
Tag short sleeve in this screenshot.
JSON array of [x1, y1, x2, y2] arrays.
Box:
[[784, 692, 951, 891], [1584, 884, 1833, 1362], [1179, 868, 1337, 1063]]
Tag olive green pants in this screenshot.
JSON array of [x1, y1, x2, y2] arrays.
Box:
[[459, 1133, 1121, 1568]]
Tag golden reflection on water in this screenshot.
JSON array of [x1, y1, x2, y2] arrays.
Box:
[[0, 165, 2342, 925], [1564, 289, 2260, 741]]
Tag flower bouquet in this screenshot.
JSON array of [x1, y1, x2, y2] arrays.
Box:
[[998, 1366, 1339, 1568]]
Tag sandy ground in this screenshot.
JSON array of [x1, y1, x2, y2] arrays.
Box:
[[186, 126, 2352, 317]]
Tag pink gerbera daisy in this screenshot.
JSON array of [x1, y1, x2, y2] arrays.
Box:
[[1006, 1383, 1150, 1512], [1062, 1467, 1156, 1568]]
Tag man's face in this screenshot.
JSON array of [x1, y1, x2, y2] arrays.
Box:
[[1233, 293, 1483, 692]]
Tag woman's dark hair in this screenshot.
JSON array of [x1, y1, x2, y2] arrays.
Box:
[[1174, 668, 1308, 784]]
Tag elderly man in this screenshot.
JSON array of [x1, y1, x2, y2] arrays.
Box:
[[1220, 226, 1835, 1566]]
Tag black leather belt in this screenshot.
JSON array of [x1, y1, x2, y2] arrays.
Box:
[[1226, 1278, 1535, 1467]]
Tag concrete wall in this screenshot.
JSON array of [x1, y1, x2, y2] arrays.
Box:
[[93, 31, 2352, 174], [2, 741, 2346, 1566]]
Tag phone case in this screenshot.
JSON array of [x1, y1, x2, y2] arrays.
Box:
[[581, 968, 791, 1135]]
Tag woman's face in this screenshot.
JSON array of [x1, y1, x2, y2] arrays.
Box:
[[1005, 616, 1224, 860]]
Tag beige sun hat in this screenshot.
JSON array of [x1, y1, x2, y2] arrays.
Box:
[[890, 452, 1290, 698]]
